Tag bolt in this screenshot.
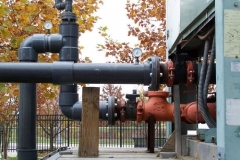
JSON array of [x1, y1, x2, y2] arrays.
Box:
[[114, 113, 117, 117], [132, 89, 137, 94], [170, 77, 173, 80], [160, 73, 163, 77], [234, 2, 238, 7], [235, 55, 238, 59], [190, 79, 192, 82], [106, 113, 108, 117], [150, 73, 152, 77], [148, 57, 152, 61]]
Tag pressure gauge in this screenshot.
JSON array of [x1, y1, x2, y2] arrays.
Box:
[[132, 47, 142, 58], [44, 21, 53, 30]]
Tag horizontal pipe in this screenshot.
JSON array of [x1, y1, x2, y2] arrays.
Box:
[[0, 61, 216, 85], [0, 62, 151, 84]]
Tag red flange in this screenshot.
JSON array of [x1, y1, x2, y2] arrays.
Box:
[[166, 61, 175, 87], [186, 61, 195, 86]]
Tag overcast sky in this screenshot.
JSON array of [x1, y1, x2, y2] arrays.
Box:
[[78, 0, 146, 97], [79, 0, 137, 63]]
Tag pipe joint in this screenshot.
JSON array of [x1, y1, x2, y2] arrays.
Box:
[[18, 34, 63, 61], [52, 61, 73, 84]]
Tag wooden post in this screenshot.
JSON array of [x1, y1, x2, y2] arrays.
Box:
[[173, 85, 181, 156], [79, 87, 99, 157]]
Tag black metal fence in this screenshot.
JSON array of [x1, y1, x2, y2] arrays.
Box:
[[7, 115, 166, 153]]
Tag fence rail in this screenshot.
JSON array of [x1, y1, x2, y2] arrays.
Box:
[[7, 115, 166, 153]]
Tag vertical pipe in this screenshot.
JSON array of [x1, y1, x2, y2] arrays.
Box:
[[18, 83, 37, 160]]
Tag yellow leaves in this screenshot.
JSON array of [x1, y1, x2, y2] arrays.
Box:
[[1, 28, 10, 38], [82, 13, 87, 19], [101, 33, 107, 37], [88, 0, 93, 4], [24, 26, 35, 32], [84, 56, 92, 63], [20, 0, 27, 3]]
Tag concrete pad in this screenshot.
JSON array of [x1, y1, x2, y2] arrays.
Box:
[[52, 148, 177, 160], [188, 139, 217, 160], [158, 152, 177, 159]]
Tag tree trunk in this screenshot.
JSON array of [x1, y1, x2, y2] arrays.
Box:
[[3, 124, 9, 159]]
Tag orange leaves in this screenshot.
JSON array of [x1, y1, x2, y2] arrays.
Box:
[[98, 0, 166, 63]]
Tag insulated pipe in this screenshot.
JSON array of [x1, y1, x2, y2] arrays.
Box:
[[203, 35, 216, 124], [198, 39, 216, 128]]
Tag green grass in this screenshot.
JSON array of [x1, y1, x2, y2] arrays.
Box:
[[8, 157, 17, 160]]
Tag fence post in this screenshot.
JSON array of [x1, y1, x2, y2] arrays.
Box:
[[120, 122, 122, 148], [67, 119, 70, 147]]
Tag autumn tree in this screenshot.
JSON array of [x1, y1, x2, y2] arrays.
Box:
[[0, 83, 18, 158], [100, 84, 124, 101], [37, 84, 69, 151], [0, 0, 102, 158], [98, 0, 166, 63]]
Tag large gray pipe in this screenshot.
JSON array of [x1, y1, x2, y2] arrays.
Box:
[[17, 34, 63, 160], [0, 62, 152, 84]]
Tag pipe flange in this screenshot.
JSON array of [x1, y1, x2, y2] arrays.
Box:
[[186, 61, 195, 86], [107, 96, 117, 125], [166, 61, 175, 87], [148, 56, 160, 91]]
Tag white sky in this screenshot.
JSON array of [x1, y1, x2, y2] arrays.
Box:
[[78, 0, 147, 97], [79, 0, 137, 63]]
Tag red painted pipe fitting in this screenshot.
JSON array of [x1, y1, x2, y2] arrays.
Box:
[[136, 91, 216, 124]]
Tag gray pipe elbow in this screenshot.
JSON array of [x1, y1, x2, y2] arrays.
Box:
[[61, 102, 82, 121], [61, 101, 108, 121], [60, 102, 81, 121], [18, 34, 63, 61], [18, 36, 38, 61], [72, 102, 82, 120]]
